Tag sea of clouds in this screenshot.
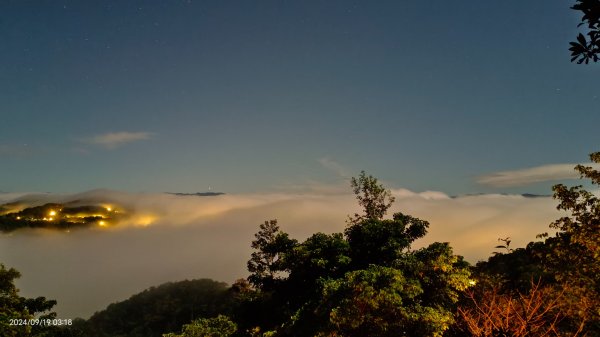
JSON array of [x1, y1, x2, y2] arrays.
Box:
[[0, 189, 561, 318]]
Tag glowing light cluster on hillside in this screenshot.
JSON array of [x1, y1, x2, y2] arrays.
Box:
[[0, 202, 127, 232]]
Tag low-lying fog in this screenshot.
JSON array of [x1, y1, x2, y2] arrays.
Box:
[[0, 189, 560, 319]]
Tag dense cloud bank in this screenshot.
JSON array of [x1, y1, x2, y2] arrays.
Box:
[[0, 189, 560, 318]]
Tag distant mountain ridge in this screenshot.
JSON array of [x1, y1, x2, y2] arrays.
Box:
[[167, 192, 225, 196], [450, 193, 551, 199]]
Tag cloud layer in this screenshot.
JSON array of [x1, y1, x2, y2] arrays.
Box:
[[0, 189, 561, 319], [85, 131, 153, 149], [477, 163, 600, 187]]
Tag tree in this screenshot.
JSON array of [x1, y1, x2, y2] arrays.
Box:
[[348, 170, 395, 224], [244, 172, 471, 337], [570, 0, 600, 63], [316, 266, 432, 337], [550, 152, 600, 275], [345, 212, 429, 269], [457, 280, 567, 337], [456, 152, 600, 336], [0, 263, 57, 337], [315, 244, 471, 337], [243, 231, 351, 336], [247, 220, 297, 289], [539, 152, 600, 334], [162, 315, 237, 337]]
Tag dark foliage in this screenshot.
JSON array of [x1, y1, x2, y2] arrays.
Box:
[[346, 212, 428, 269], [570, 0, 600, 63], [240, 172, 471, 337], [0, 263, 58, 336], [454, 152, 600, 336]]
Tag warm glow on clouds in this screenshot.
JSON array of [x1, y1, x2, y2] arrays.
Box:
[[1, 189, 561, 257]]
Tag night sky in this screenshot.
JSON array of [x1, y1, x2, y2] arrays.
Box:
[[2, 0, 599, 195], [2, 1, 600, 318]]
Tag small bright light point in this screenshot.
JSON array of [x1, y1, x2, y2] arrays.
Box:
[[49, 217, 54, 221], [106, 207, 112, 212], [469, 280, 477, 286], [99, 221, 106, 227], [16, 216, 21, 220], [49, 210, 56, 216]]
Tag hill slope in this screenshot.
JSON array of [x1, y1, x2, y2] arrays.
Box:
[[77, 279, 234, 337]]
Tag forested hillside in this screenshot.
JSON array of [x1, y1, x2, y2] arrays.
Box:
[[74, 279, 237, 337]]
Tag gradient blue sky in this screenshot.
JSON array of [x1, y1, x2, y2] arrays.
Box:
[[1, 0, 598, 194]]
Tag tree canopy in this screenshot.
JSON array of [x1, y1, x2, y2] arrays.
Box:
[[570, 0, 600, 63], [348, 170, 395, 224], [238, 172, 471, 337], [455, 152, 600, 336], [0, 264, 57, 337], [163, 315, 237, 337]]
